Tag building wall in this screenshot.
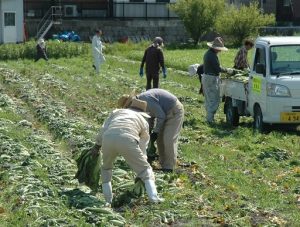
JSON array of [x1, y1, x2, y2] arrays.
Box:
[[25, 19, 190, 43], [263, 0, 276, 14], [0, 0, 24, 43]]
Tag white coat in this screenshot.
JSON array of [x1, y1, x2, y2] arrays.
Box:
[[92, 35, 105, 73]]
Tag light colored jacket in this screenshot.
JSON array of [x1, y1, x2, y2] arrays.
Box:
[[95, 109, 150, 153], [92, 35, 105, 62]]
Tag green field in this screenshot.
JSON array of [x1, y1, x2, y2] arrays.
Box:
[[0, 42, 299, 226]]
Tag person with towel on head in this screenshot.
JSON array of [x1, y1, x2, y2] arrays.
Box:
[[35, 38, 48, 62], [119, 89, 184, 173], [90, 97, 164, 206], [139, 37, 167, 90]]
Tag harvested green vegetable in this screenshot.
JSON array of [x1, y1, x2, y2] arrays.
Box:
[[75, 150, 102, 192]]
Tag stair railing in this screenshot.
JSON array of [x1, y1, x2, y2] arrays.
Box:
[[36, 6, 62, 39]]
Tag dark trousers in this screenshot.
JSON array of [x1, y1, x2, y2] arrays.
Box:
[[146, 73, 159, 90]]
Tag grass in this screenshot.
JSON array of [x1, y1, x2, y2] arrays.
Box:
[[0, 42, 299, 226]]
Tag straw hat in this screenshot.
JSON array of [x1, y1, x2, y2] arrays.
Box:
[[117, 89, 137, 108], [207, 37, 228, 51], [118, 94, 133, 108], [129, 98, 150, 117]]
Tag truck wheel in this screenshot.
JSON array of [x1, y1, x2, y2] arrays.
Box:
[[225, 98, 239, 127], [253, 105, 267, 132]]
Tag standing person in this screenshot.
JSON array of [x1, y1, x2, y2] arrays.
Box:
[[35, 38, 48, 62], [233, 39, 254, 70], [91, 98, 163, 205], [119, 89, 184, 172], [92, 29, 105, 74], [139, 37, 167, 90], [202, 37, 231, 124]]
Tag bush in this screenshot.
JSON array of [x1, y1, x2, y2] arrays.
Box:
[[170, 0, 225, 45], [216, 2, 275, 46], [0, 41, 90, 60]]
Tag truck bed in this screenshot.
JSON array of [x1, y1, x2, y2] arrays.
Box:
[[220, 78, 248, 102]]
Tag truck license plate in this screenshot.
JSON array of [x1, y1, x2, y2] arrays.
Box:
[[280, 112, 300, 122]]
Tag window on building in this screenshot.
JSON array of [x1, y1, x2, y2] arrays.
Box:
[[283, 0, 290, 7], [4, 13, 15, 26], [156, 0, 170, 2]]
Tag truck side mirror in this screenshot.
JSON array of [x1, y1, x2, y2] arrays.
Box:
[[256, 63, 266, 76]]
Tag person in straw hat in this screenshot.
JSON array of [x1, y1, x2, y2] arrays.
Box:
[[202, 37, 232, 124], [139, 37, 167, 90], [91, 97, 164, 205], [119, 88, 184, 172]]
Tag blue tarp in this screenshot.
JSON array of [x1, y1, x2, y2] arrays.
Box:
[[53, 31, 81, 42]]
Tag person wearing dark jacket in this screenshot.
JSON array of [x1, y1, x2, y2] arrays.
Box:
[[139, 37, 167, 90], [202, 37, 231, 124], [35, 38, 48, 62]]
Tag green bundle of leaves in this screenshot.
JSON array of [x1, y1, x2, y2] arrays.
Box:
[[75, 149, 102, 192], [147, 140, 158, 164], [112, 178, 145, 207]]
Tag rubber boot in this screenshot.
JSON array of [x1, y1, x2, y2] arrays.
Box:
[[102, 182, 113, 205], [144, 179, 164, 203]]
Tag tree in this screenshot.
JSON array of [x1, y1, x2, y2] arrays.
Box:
[[170, 0, 225, 45], [216, 2, 275, 46]]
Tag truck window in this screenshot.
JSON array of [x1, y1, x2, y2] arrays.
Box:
[[254, 47, 266, 73], [270, 45, 300, 75]]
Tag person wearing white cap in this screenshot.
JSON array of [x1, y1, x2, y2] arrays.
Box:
[[91, 97, 164, 205], [92, 29, 105, 74], [35, 38, 48, 62], [202, 37, 232, 124], [139, 37, 167, 90]]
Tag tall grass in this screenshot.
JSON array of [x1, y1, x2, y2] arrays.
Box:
[[0, 41, 89, 60]]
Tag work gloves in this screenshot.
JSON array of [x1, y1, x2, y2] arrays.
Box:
[[150, 132, 158, 143], [162, 67, 167, 79], [139, 68, 144, 77]]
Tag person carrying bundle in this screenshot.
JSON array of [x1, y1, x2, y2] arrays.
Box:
[[90, 98, 164, 206]]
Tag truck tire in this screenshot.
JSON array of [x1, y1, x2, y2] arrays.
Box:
[[225, 98, 239, 127], [253, 105, 267, 132]]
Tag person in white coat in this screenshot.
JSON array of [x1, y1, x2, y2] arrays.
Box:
[[91, 98, 164, 205], [92, 29, 105, 74]]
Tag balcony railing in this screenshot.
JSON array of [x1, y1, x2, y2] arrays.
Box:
[[24, 2, 177, 19], [113, 2, 178, 19]]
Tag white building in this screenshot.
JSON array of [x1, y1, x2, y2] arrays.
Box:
[[0, 0, 24, 43]]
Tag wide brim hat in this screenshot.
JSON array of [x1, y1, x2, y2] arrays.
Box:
[[129, 98, 151, 118], [117, 90, 136, 108], [207, 37, 228, 51]]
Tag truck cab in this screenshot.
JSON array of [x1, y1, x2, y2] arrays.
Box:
[[222, 37, 300, 131]]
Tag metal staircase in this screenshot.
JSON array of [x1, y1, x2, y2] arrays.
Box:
[[36, 6, 63, 39]]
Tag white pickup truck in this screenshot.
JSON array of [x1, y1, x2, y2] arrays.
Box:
[[221, 36, 300, 131]]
